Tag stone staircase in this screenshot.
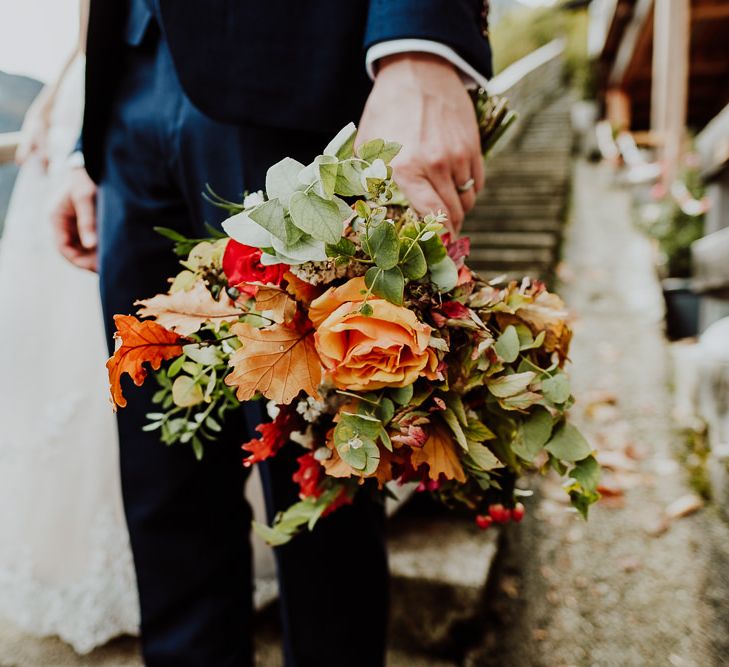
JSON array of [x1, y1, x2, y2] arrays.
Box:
[[464, 93, 574, 282]]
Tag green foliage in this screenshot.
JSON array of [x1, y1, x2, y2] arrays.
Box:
[[491, 5, 593, 99], [144, 336, 240, 460], [635, 160, 706, 278]]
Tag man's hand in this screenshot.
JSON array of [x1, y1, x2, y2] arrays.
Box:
[[357, 53, 484, 235], [51, 167, 98, 272]]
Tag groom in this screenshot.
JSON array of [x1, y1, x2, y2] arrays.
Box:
[[52, 1, 492, 665]]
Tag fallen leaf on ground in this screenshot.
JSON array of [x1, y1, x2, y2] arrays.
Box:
[[107, 315, 185, 408], [597, 449, 638, 472], [665, 493, 704, 520], [643, 514, 670, 537]]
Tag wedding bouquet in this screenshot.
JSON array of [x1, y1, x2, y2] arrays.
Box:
[[107, 96, 599, 544]]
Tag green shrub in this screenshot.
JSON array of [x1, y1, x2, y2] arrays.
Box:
[[491, 4, 595, 99]]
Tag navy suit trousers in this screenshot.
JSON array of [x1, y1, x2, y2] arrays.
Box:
[[97, 32, 388, 667]]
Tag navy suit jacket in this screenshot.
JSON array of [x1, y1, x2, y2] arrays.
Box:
[[82, 0, 492, 180]]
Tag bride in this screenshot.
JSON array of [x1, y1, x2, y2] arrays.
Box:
[[0, 7, 140, 653], [0, 3, 276, 654]]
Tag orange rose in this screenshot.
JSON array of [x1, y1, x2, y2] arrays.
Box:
[[309, 277, 439, 391]]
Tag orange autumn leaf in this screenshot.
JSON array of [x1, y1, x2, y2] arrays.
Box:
[[283, 272, 324, 305], [253, 285, 298, 323], [225, 321, 321, 405], [410, 421, 467, 483], [135, 281, 243, 336], [107, 315, 185, 409]]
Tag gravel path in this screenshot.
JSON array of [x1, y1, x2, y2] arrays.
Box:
[[469, 160, 729, 667]]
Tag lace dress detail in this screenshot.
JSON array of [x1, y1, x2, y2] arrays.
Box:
[[0, 56, 140, 653]]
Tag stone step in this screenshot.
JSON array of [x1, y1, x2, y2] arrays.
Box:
[[463, 218, 563, 233], [471, 203, 564, 219], [473, 267, 552, 283], [249, 498, 501, 663], [386, 502, 500, 657], [468, 246, 554, 265], [464, 231, 558, 248], [479, 184, 568, 199]]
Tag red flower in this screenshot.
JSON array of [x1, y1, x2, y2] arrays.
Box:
[[292, 453, 324, 499], [441, 233, 471, 265], [223, 239, 288, 288], [441, 300, 470, 320], [242, 405, 298, 467]]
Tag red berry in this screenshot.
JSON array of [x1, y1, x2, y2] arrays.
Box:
[[502, 508, 512, 523], [512, 502, 526, 523], [475, 515, 493, 530], [489, 503, 506, 523]]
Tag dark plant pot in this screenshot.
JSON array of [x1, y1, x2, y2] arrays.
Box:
[[662, 278, 700, 340]]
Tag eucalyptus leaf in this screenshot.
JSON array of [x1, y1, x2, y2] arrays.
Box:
[[512, 407, 553, 461], [542, 373, 571, 404], [419, 233, 447, 265], [365, 266, 404, 305], [445, 393, 468, 426], [494, 325, 520, 363], [545, 423, 592, 462], [570, 455, 601, 493], [376, 397, 395, 425], [356, 138, 401, 164], [430, 255, 459, 292], [265, 157, 306, 206], [324, 122, 357, 159], [325, 237, 357, 258], [389, 384, 414, 405], [357, 138, 384, 162], [247, 198, 295, 244], [183, 343, 221, 367], [270, 233, 327, 264], [443, 408, 469, 451], [463, 416, 496, 442], [367, 221, 399, 269], [316, 155, 339, 199], [172, 376, 204, 408], [335, 159, 368, 196], [399, 240, 427, 280], [222, 211, 274, 248], [288, 191, 345, 244], [486, 372, 537, 398], [252, 521, 294, 546], [467, 441, 503, 471]]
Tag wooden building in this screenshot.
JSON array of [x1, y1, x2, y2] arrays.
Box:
[[593, 0, 729, 330]]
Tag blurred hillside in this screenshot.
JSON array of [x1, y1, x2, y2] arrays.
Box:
[[490, 2, 592, 98], [0, 70, 41, 234]]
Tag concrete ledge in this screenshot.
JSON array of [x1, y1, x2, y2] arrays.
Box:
[[693, 226, 729, 295], [388, 513, 499, 656]]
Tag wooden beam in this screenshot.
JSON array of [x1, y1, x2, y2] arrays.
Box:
[[692, 5, 729, 21], [652, 0, 690, 185], [609, 0, 654, 86]]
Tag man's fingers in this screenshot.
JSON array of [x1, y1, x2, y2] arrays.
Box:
[[73, 189, 97, 249], [472, 152, 486, 193], [452, 155, 477, 216], [400, 176, 452, 230]]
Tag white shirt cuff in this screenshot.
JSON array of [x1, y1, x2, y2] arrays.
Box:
[[365, 39, 489, 90]]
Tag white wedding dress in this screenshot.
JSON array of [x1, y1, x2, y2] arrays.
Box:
[[0, 56, 140, 653]]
